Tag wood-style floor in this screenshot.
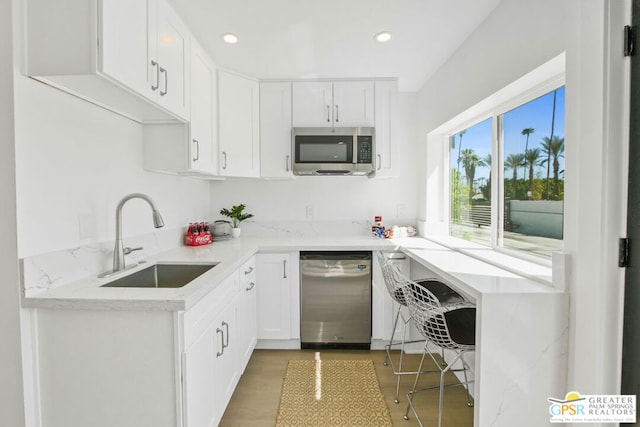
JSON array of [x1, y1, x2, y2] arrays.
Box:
[[220, 349, 474, 426]]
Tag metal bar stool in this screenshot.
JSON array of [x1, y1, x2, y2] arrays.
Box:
[[398, 269, 475, 427], [376, 251, 466, 404]]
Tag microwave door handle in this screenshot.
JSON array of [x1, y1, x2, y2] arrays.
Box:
[[353, 134, 359, 164]]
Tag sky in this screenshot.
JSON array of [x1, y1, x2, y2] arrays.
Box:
[[450, 86, 566, 183]]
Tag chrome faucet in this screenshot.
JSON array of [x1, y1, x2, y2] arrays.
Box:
[[101, 193, 164, 277]]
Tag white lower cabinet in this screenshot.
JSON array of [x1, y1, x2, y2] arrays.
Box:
[[256, 252, 297, 341], [237, 256, 258, 371], [372, 251, 410, 342], [33, 262, 257, 427], [182, 267, 247, 427], [182, 297, 238, 427]]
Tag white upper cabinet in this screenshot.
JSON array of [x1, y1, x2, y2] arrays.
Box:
[[25, 0, 189, 122], [218, 70, 260, 178], [188, 41, 218, 174], [142, 39, 218, 176], [260, 82, 293, 178], [100, 0, 150, 97], [291, 82, 333, 127], [332, 81, 375, 127], [149, 0, 190, 119], [292, 81, 374, 127], [374, 80, 399, 177]]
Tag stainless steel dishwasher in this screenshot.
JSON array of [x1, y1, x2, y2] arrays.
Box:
[[300, 251, 372, 349]]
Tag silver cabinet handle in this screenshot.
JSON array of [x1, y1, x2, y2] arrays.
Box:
[[159, 66, 168, 96], [244, 266, 254, 275], [222, 152, 227, 170], [377, 154, 382, 171], [335, 104, 339, 122], [286, 155, 290, 172], [283, 259, 287, 278], [246, 281, 255, 291], [222, 321, 229, 349], [216, 327, 224, 357], [151, 60, 159, 91], [192, 139, 199, 162], [326, 105, 330, 122]]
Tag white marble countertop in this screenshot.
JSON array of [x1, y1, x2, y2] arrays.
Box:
[[22, 235, 557, 311], [393, 237, 558, 300], [22, 236, 395, 311]]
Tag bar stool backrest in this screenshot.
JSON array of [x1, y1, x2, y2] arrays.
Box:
[[376, 251, 408, 306]]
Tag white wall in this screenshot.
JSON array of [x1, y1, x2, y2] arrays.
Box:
[[209, 92, 419, 227], [1, 0, 25, 425], [415, 0, 629, 407], [13, 77, 212, 259]]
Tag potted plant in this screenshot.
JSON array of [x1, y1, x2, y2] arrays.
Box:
[[219, 204, 254, 238]]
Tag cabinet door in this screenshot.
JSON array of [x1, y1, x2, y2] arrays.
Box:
[[260, 82, 293, 178], [237, 258, 257, 371], [182, 323, 217, 427], [292, 82, 333, 127], [154, 0, 190, 119], [333, 81, 375, 127], [256, 253, 292, 340], [99, 0, 150, 97], [189, 42, 217, 173], [219, 71, 260, 177], [372, 252, 409, 341], [373, 80, 399, 177], [213, 301, 239, 424]]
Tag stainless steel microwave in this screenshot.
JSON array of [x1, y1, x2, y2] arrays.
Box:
[[292, 127, 375, 176]]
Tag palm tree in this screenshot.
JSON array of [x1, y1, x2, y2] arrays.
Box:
[[482, 153, 492, 200], [521, 128, 535, 178], [455, 129, 467, 174], [461, 148, 484, 199], [524, 148, 542, 192], [541, 136, 565, 199], [542, 89, 559, 199], [505, 153, 525, 198]]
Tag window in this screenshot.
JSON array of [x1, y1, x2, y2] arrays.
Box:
[[449, 86, 565, 259]]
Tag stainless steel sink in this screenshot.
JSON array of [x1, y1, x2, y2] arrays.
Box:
[[101, 263, 218, 288]]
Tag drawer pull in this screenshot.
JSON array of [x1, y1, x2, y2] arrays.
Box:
[[216, 327, 224, 357]]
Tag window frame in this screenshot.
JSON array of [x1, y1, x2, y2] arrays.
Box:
[[431, 58, 566, 266]]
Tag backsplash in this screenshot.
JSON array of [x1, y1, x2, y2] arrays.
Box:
[[20, 227, 184, 296]]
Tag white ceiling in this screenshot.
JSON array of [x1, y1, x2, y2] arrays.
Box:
[[168, 0, 502, 92]]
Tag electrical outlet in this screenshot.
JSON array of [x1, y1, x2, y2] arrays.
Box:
[[306, 205, 314, 220], [396, 204, 407, 218]]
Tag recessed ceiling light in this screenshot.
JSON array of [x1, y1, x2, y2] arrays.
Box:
[[374, 31, 392, 43], [222, 33, 238, 44]]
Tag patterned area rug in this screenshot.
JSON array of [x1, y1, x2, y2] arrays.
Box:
[[276, 359, 393, 426]]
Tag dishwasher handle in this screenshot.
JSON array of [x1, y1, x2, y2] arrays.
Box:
[[299, 251, 372, 261]]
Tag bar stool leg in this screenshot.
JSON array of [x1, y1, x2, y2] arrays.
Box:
[[404, 343, 428, 423], [384, 303, 402, 367], [394, 312, 411, 403]]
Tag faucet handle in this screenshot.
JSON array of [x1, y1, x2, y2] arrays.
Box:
[[123, 246, 143, 255]]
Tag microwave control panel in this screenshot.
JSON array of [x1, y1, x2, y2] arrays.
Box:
[[357, 136, 373, 164]]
